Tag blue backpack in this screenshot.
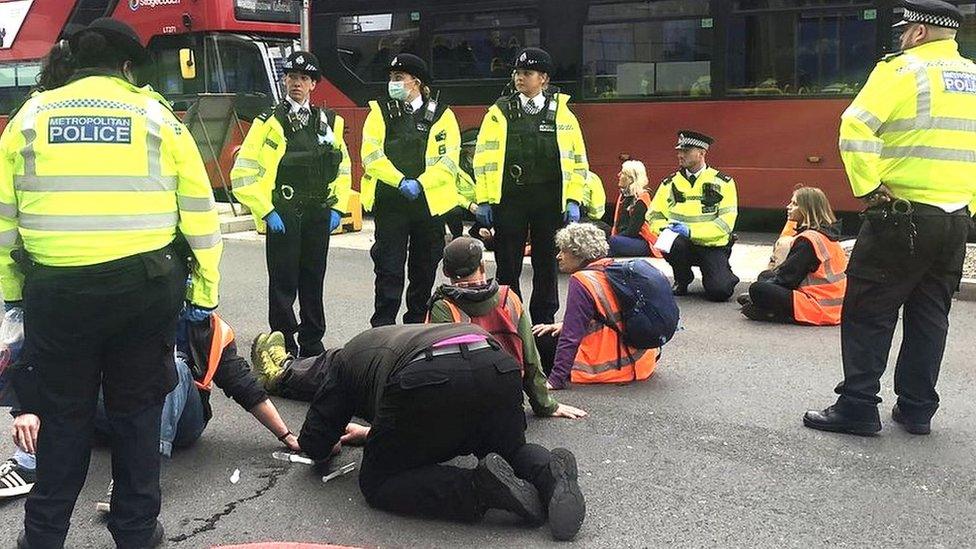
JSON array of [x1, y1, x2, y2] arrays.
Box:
[[593, 260, 679, 349]]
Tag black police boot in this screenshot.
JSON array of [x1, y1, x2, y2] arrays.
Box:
[[736, 292, 752, 306], [892, 405, 931, 435], [672, 282, 689, 296], [545, 448, 586, 542], [474, 453, 544, 525], [803, 404, 881, 436]]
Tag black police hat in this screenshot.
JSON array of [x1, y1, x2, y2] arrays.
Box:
[[68, 17, 147, 64], [443, 236, 485, 278], [283, 51, 321, 81], [893, 0, 962, 29], [389, 53, 431, 85], [675, 130, 715, 150], [513, 47, 553, 75]]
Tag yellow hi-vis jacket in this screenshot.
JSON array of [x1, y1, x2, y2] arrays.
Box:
[[359, 100, 461, 216], [230, 106, 352, 227], [647, 167, 738, 247], [839, 39, 976, 214], [0, 74, 222, 307], [456, 168, 477, 210], [473, 93, 588, 209], [582, 171, 606, 220]]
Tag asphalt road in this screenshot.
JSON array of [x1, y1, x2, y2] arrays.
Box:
[[2, 239, 976, 548]]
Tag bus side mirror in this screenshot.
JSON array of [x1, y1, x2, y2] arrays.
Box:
[[179, 48, 196, 80]]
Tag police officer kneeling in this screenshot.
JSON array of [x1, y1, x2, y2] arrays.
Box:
[[291, 324, 586, 541], [804, 0, 976, 436], [0, 18, 222, 548], [232, 51, 351, 357], [647, 131, 740, 301]]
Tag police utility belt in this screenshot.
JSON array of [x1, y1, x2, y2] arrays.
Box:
[[274, 183, 334, 208], [861, 198, 968, 256]]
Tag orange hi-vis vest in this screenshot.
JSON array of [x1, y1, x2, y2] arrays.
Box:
[[431, 285, 526, 371], [194, 313, 235, 391], [570, 259, 657, 384], [792, 230, 848, 326], [612, 192, 662, 258]]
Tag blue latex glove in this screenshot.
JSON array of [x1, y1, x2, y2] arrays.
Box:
[[475, 203, 493, 227], [183, 305, 213, 323], [564, 201, 581, 223], [265, 210, 286, 234], [329, 209, 342, 232], [399, 178, 422, 201], [668, 222, 690, 239]]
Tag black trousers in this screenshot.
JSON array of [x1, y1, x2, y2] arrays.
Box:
[[16, 246, 184, 549], [370, 185, 445, 326], [747, 280, 795, 323], [494, 185, 562, 323], [835, 204, 971, 422], [664, 235, 740, 301], [267, 197, 331, 357], [359, 348, 554, 522]]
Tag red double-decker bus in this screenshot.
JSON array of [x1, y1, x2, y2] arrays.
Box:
[[0, 0, 302, 193], [307, 0, 976, 219]]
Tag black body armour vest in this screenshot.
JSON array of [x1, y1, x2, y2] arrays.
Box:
[[499, 93, 561, 189], [378, 98, 448, 181], [273, 103, 342, 203]]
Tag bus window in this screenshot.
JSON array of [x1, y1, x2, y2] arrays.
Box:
[[213, 35, 273, 98], [957, 3, 976, 59], [337, 12, 420, 83], [0, 62, 40, 115], [581, 1, 712, 100], [728, 2, 876, 96], [429, 10, 539, 80]]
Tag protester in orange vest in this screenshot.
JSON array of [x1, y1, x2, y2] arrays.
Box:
[[426, 237, 587, 419], [532, 223, 658, 388], [738, 187, 847, 325], [609, 160, 660, 258]]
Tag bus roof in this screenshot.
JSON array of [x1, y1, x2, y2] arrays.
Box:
[[0, 0, 299, 62]]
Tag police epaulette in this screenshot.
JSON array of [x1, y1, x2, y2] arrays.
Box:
[[255, 107, 275, 122], [661, 175, 674, 186], [880, 51, 905, 63], [716, 171, 733, 182]]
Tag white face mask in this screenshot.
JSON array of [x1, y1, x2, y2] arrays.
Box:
[[388, 80, 409, 101]]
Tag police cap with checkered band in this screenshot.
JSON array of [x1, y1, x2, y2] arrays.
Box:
[[675, 130, 715, 150], [283, 51, 321, 82], [893, 0, 963, 29]]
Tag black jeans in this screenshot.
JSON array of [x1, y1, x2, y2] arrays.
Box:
[[359, 348, 554, 522], [267, 197, 332, 357], [370, 184, 445, 326], [16, 246, 184, 549], [747, 281, 795, 323], [494, 185, 562, 323], [664, 235, 740, 301], [835, 204, 971, 421]]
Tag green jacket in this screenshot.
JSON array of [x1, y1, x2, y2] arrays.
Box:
[[428, 281, 559, 416]]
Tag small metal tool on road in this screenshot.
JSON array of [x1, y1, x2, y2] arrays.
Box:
[[322, 462, 357, 483], [272, 451, 315, 465]]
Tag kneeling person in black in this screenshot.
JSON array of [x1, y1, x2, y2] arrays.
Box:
[[251, 323, 586, 541]]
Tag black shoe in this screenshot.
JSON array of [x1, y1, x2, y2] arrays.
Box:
[[803, 405, 881, 436], [672, 282, 689, 296], [892, 405, 931, 435], [474, 453, 544, 525], [735, 293, 752, 306], [740, 303, 775, 322], [547, 448, 585, 541]]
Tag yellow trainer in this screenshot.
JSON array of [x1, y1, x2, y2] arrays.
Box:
[[250, 331, 290, 391]]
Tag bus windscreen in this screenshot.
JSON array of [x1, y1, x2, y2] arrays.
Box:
[[234, 0, 300, 24]]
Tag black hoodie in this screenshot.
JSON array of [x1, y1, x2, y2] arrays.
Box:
[[762, 222, 844, 290]]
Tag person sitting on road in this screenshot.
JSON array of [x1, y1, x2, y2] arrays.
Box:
[[738, 186, 847, 325], [609, 160, 659, 258], [251, 323, 586, 541], [426, 237, 587, 420], [532, 223, 658, 389], [3, 313, 300, 506]]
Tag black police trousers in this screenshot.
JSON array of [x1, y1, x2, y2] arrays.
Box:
[[267, 197, 332, 357], [494, 184, 562, 324], [15, 246, 184, 549], [278, 347, 556, 522], [835, 204, 971, 422], [664, 235, 740, 301], [370, 184, 444, 326]]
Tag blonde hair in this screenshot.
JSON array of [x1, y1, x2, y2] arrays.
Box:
[[793, 186, 836, 230], [555, 223, 609, 264], [620, 160, 648, 197]]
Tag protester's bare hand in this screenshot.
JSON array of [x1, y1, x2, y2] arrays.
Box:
[[12, 414, 39, 454], [862, 184, 896, 208], [551, 403, 587, 419], [282, 433, 301, 453], [340, 423, 370, 446], [532, 322, 563, 337]]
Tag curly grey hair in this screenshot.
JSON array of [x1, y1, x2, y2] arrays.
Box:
[[555, 222, 609, 263]]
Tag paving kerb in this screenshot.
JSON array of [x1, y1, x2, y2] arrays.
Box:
[[220, 215, 976, 301]]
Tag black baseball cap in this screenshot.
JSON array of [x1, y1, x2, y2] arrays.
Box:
[[443, 237, 484, 278]]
